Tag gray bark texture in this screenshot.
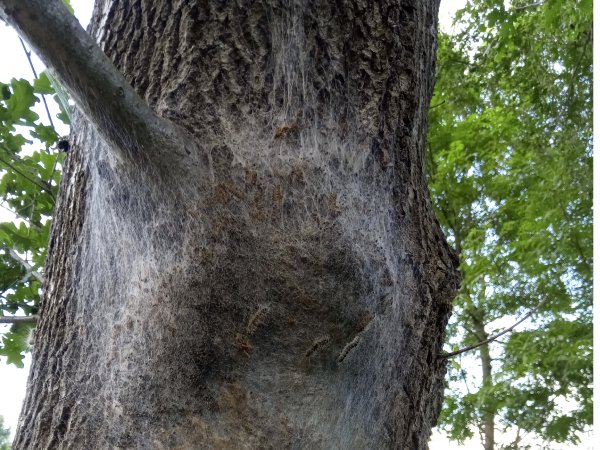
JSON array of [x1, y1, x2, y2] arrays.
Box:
[[11, 0, 459, 448]]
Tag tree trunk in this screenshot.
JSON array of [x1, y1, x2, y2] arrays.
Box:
[[9, 0, 459, 448], [473, 313, 494, 450]]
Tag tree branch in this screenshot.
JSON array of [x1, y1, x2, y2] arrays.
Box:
[[7, 249, 44, 283], [440, 297, 548, 359], [513, 2, 543, 10], [18, 37, 56, 135], [565, 29, 591, 113], [0, 153, 55, 201], [0, 315, 38, 324], [0, 200, 44, 231], [0, 0, 192, 166]]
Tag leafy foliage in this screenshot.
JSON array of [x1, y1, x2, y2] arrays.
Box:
[[0, 70, 67, 367], [429, 0, 592, 446], [0, 2, 592, 447]]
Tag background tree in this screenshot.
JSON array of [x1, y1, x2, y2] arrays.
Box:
[[0, 0, 460, 447], [429, 0, 592, 448], [0, 416, 10, 450]]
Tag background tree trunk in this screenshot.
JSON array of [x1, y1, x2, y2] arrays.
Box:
[[13, 0, 459, 448], [473, 314, 495, 450]]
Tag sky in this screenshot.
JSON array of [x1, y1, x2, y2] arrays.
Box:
[[0, 0, 595, 448]]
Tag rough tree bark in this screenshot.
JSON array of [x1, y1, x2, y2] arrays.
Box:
[[1, 0, 459, 448]]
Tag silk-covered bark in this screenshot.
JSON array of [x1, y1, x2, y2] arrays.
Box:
[[5, 1, 459, 448]]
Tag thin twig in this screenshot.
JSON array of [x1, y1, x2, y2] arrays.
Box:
[[0, 201, 44, 230], [0, 299, 37, 310], [7, 249, 44, 283], [440, 297, 548, 359], [19, 36, 65, 191], [513, 2, 544, 10], [47, 151, 62, 189], [0, 155, 55, 201], [565, 29, 592, 113], [0, 315, 38, 324], [19, 37, 56, 132], [430, 100, 446, 109]]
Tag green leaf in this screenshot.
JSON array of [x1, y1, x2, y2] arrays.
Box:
[[1, 84, 11, 100], [0, 324, 31, 367], [580, 0, 592, 15], [5, 78, 38, 123], [33, 72, 54, 95], [31, 124, 59, 146]]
